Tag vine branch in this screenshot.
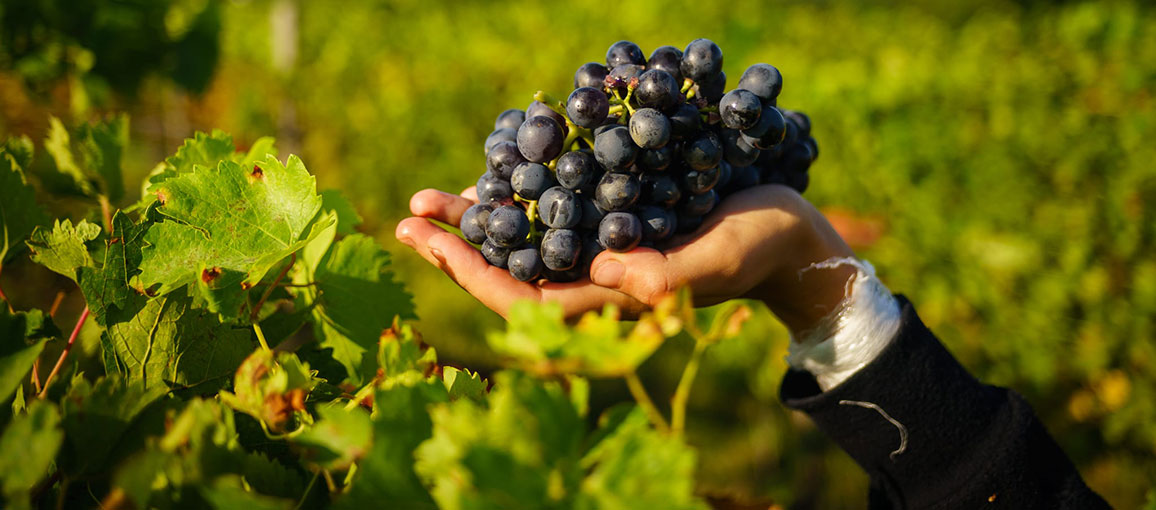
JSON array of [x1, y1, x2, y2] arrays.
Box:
[[39, 306, 90, 399], [624, 370, 669, 434]]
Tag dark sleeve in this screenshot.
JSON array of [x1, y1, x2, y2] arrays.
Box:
[[779, 295, 1111, 509]]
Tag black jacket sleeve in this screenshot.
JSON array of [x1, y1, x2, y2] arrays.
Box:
[[779, 295, 1110, 509]]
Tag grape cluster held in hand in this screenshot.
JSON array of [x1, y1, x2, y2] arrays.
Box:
[[462, 38, 820, 283]]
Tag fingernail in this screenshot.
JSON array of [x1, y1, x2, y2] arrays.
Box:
[[398, 236, 414, 248], [429, 247, 446, 266], [591, 260, 624, 287]]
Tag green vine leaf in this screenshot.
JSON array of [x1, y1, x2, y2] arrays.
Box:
[[43, 115, 128, 202], [139, 154, 330, 319], [26, 219, 101, 279], [292, 404, 373, 471], [78, 211, 149, 325], [0, 308, 58, 404], [60, 375, 168, 476], [219, 350, 318, 434], [0, 400, 64, 510], [0, 146, 49, 264]]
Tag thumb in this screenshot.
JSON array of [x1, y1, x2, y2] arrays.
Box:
[[589, 247, 675, 306]]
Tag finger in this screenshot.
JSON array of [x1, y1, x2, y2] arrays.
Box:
[[589, 247, 677, 307], [395, 217, 456, 267], [409, 188, 475, 225], [460, 186, 479, 202], [423, 232, 547, 317]]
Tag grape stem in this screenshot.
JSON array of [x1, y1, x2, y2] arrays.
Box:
[[38, 306, 90, 399], [0, 263, 12, 314], [670, 339, 707, 436], [532, 91, 567, 116], [293, 471, 320, 510], [625, 370, 670, 433], [680, 78, 694, 94], [251, 254, 296, 322], [526, 200, 540, 240]]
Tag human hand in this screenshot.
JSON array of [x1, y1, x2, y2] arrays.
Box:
[[395, 184, 856, 336]]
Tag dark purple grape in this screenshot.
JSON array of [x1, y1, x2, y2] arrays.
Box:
[[635, 69, 680, 111], [737, 64, 783, 103], [594, 172, 641, 212], [486, 141, 527, 180], [680, 189, 717, 217], [780, 143, 815, 174], [593, 125, 637, 171], [609, 64, 645, 84], [720, 89, 763, 130], [741, 106, 786, 149], [681, 39, 723, 82], [485, 128, 518, 154], [726, 165, 760, 194], [578, 196, 605, 230], [541, 228, 582, 271], [578, 234, 605, 270], [495, 109, 526, 130], [481, 239, 513, 268], [459, 203, 493, 244], [526, 100, 567, 129], [566, 87, 610, 129], [556, 151, 599, 191], [638, 145, 674, 171], [517, 116, 565, 163], [681, 131, 723, 171], [668, 103, 700, 139], [476, 172, 513, 204], [785, 170, 810, 193], [694, 71, 726, 103], [682, 165, 720, 194], [628, 108, 672, 150], [510, 162, 556, 200], [641, 173, 681, 208], [538, 187, 582, 229], [802, 136, 819, 160], [720, 129, 760, 167], [598, 212, 642, 252], [782, 110, 811, 138], [575, 62, 609, 89], [606, 40, 645, 68], [638, 206, 676, 243], [676, 212, 703, 234], [486, 205, 531, 247], [647, 46, 684, 84], [508, 247, 544, 282]]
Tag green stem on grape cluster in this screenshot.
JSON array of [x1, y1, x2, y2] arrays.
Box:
[[526, 200, 540, 241], [680, 78, 694, 94], [625, 370, 670, 434], [533, 91, 567, 116], [685, 88, 697, 100]]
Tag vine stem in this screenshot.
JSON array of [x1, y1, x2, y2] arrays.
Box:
[[253, 321, 271, 351], [0, 263, 12, 313], [98, 195, 113, 233], [624, 370, 669, 433], [38, 306, 89, 399], [251, 254, 295, 322], [670, 340, 707, 436], [293, 471, 320, 510]]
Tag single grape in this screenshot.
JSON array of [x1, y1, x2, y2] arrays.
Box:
[[741, 106, 786, 149], [566, 87, 610, 129], [526, 100, 567, 129], [802, 136, 819, 160], [641, 173, 682, 208], [476, 172, 514, 204], [508, 246, 545, 282], [680, 39, 723, 82], [481, 239, 513, 268], [638, 205, 676, 243], [598, 212, 643, 252], [779, 142, 815, 174], [541, 228, 583, 271], [594, 172, 641, 211], [782, 110, 811, 138], [629, 108, 672, 149], [485, 128, 517, 154], [761, 168, 788, 186], [726, 165, 760, 194], [694, 71, 727, 103], [578, 234, 605, 270], [668, 103, 701, 139], [785, 170, 809, 193], [638, 145, 674, 171], [680, 189, 717, 217], [737, 64, 783, 103], [575, 62, 609, 89], [593, 125, 637, 170], [681, 131, 723, 171], [715, 160, 733, 192], [676, 212, 703, 233], [682, 165, 720, 194], [510, 162, 556, 200], [606, 40, 645, 68], [538, 186, 582, 229], [635, 69, 680, 111], [517, 116, 565, 163], [486, 205, 531, 247], [593, 122, 620, 137], [647, 45, 684, 84], [720, 128, 761, 167], [555, 151, 599, 191], [495, 109, 526, 130], [578, 196, 605, 230], [609, 63, 645, 84], [459, 203, 493, 244], [486, 140, 526, 180], [720, 89, 763, 130]]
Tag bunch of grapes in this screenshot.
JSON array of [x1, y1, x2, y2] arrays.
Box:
[[462, 39, 819, 283]]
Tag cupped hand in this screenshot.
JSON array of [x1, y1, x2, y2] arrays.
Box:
[[395, 184, 856, 334]]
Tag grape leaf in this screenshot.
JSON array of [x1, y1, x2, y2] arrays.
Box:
[[441, 366, 487, 402], [379, 321, 437, 381], [321, 189, 364, 235], [0, 308, 58, 404], [576, 408, 708, 510], [334, 380, 447, 510], [78, 211, 148, 325], [59, 375, 168, 476], [76, 113, 128, 203], [0, 400, 63, 510], [139, 155, 330, 318], [102, 293, 253, 391], [307, 234, 416, 384], [2, 135, 34, 169], [44, 116, 93, 196], [292, 404, 372, 471], [0, 148, 48, 264], [219, 350, 317, 434], [200, 477, 295, 510], [415, 371, 584, 509], [25, 219, 101, 279]]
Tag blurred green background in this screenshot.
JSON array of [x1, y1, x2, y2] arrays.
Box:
[[2, 0, 1154, 507]]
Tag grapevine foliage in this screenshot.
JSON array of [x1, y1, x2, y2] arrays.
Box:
[[0, 117, 753, 509]]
